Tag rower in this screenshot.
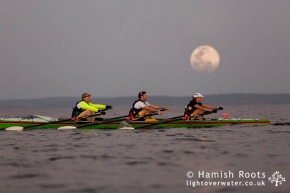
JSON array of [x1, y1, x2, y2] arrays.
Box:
[[184, 93, 223, 120], [71, 93, 112, 122], [129, 91, 170, 121]]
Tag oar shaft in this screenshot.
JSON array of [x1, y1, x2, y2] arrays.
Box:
[[77, 116, 127, 128], [134, 115, 184, 129], [77, 112, 159, 129], [22, 112, 105, 129], [197, 109, 220, 117]]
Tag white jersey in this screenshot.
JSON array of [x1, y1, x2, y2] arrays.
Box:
[[134, 101, 150, 109]]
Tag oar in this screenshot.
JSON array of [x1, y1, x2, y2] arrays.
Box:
[[131, 109, 222, 130], [193, 108, 222, 119], [75, 114, 134, 129], [272, 122, 290, 126], [76, 109, 167, 129], [58, 111, 164, 130], [133, 115, 185, 129], [5, 109, 108, 131]]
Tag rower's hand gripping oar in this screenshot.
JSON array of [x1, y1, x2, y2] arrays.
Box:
[[5, 109, 109, 131], [206, 107, 223, 114]]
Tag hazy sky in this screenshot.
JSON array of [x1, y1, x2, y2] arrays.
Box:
[[1, 0, 290, 100]]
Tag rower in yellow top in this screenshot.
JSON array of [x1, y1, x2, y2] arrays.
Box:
[[184, 93, 223, 120], [71, 93, 112, 122], [129, 91, 170, 121]]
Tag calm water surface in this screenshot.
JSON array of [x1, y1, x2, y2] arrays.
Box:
[[0, 105, 289, 193]]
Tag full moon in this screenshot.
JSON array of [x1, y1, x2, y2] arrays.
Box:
[[190, 45, 220, 73]]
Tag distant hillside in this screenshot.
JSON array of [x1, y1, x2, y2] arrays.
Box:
[[0, 94, 289, 109]]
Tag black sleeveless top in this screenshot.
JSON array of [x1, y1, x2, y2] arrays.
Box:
[[129, 99, 147, 117], [71, 100, 85, 118], [184, 100, 202, 116]]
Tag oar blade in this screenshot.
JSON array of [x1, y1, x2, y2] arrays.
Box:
[[57, 126, 77, 130], [119, 127, 135, 130], [6, 126, 24, 131], [118, 120, 135, 130]]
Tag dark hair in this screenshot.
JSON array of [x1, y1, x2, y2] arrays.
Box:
[[191, 96, 197, 102], [138, 91, 146, 99]]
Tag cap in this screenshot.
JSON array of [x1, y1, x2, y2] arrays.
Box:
[[81, 93, 91, 98], [193, 93, 204, 98], [138, 91, 146, 98]]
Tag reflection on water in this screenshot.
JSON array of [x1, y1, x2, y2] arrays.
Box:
[[0, 105, 289, 193]]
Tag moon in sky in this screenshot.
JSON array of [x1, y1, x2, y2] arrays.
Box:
[[190, 45, 220, 73]]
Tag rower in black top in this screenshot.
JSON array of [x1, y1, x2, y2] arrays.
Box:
[[184, 93, 223, 120]]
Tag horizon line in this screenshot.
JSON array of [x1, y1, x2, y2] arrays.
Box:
[[1, 93, 290, 101]]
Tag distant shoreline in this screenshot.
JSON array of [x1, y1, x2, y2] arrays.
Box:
[[1, 94, 289, 108]]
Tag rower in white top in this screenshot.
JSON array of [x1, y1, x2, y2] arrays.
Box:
[[129, 91, 170, 121]]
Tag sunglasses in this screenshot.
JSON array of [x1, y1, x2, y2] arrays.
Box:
[[83, 95, 91, 98]]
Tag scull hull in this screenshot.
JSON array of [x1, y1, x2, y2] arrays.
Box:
[[0, 119, 271, 130]]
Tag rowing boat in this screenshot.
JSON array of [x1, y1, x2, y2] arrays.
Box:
[[0, 115, 270, 130]]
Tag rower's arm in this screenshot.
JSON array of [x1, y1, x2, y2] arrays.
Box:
[[143, 105, 160, 112], [202, 104, 218, 109], [89, 103, 107, 109], [79, 101, 105, 112], [195, 104, 212, 112], [148, 104, 170, 111]]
